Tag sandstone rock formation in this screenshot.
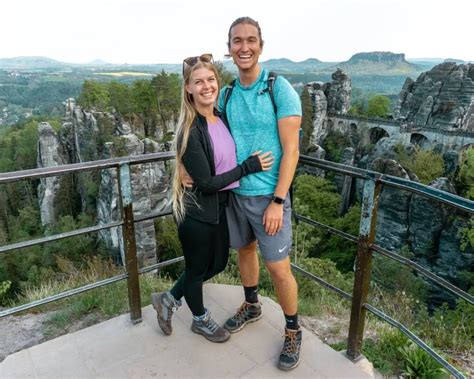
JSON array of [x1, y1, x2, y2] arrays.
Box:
[[37, 99, 171, 266], [325, 69, 352, 115], [370, 159, 413, 252], [303, 69, 351, 147], [334, 52, 419, 74], [408, 178, 457, 262], [37, 122, 68, 226], [336, 148, 355, 215], [300, 65, 473, 307], [396, 62, 474, 131]]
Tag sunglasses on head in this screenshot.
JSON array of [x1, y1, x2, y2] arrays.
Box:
[[182, 54, 214, 75]]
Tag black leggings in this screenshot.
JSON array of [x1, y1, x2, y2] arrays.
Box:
[[170, 207, 229, 316]]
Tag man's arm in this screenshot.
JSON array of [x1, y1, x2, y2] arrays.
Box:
[[263, 115, 301, 235]]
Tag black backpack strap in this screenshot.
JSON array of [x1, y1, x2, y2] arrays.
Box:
[[223, 79, 237, 113], [267, 71, 278, 114]]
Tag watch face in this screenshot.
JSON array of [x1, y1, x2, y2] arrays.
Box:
[[272, 196, 284, 204]]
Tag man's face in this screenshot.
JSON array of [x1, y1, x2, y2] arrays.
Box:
[[229, 23, 262, 72]]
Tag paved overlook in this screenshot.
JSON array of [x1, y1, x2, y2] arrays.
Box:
[[0, 284, 375, 378]]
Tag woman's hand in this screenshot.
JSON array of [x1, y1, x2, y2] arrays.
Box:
[[179, 164, 194, 188], [252, 150, 273, 171]]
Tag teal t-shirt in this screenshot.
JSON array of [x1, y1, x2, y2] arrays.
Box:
[[218, 68, 302, 196]]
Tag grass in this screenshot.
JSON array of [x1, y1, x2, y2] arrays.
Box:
[[13, 256, 174, 338]]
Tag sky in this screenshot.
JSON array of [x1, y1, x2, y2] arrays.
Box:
[[2, 0, 473, 64]]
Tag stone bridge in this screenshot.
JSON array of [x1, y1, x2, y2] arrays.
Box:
[[327, 114, 474, 152]]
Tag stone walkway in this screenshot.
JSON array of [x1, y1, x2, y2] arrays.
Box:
[[0, 284, 374, 378]]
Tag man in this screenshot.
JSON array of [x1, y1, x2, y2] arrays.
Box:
[[219, 17, 302, 371]]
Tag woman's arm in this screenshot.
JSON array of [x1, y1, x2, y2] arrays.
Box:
[[181, 129, 263, 194]]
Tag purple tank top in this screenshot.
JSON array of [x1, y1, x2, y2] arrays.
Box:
[[207, 117, 239, 191]]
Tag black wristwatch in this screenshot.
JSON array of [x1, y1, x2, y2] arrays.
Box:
[[272, 195, 285, 204]]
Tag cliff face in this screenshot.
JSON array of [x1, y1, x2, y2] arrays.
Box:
[[348, 51, 407, 64], [301, 65, 473, 304], [304, 68, 351, 146], [37, 122, 69, 225], [334, 51, 419, 74], [396, 62, 474, 131], [367, 162, 474, 305], [37, 99, 171, 266]]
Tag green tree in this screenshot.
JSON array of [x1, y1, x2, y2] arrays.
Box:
[[131, 80, 158, 137], [396, 148, 445, 185], [214, 61, 234, 87], [348, 98, 366, 116], [458, 147, 474, 199], [77, 80, 109, 110], [367, 94, 390, 118], [321, 130, 351, 163], [106, 81, 132, 117], [151, 70, 181, 134]]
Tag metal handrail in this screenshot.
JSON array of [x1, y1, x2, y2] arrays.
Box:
[[0, 256, 184, 319], [299, 156, 474, 213], [0, 153, 471, 378], [0, 151, 175, 184], [293, 157, 471, 378], [291, 264, 464, 378]]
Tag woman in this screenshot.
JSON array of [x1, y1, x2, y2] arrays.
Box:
[[151, 54, 272, 343]]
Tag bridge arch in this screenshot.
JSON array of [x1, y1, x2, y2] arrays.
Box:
[[369, 127, 389, 144], [350, 122, 358, 134], [410, 133, 430, 149]]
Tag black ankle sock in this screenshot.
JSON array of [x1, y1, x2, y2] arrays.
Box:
[[284, 313, 299, 330], [244, 285, 259, 303]]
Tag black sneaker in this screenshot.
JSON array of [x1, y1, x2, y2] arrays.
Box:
[[223, 301, 262, 333], [191, 311, 231, 343], [278, 327, 302, 371], [151, 291, 181, 335]]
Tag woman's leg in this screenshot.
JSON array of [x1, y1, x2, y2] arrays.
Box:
[[203, 209, 230, 281], [175, 216, 215, 316]]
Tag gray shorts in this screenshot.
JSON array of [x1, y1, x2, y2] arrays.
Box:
[[225, 192, 292, 262]]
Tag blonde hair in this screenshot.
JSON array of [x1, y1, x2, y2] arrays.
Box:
[[172, 60, 220, 223]]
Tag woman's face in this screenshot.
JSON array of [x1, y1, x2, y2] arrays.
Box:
[[186, 67, 218, 109]]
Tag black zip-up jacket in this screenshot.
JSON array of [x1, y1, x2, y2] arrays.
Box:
[[180, 111, 262, 224]]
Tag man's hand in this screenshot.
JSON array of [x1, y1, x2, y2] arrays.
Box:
[[263, 202, 283, 236], [179, 164, 193, 188]]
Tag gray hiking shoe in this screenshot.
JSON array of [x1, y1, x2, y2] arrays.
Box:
[[191, 310, 231, 343], [223, 301, 262, 333], [278, 327, 302, 371], [151, 291, 181, 335]]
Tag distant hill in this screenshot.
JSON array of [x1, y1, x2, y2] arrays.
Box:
[[443, 58, 472, 64], [406, 58, 445, 71], [0, 56, 70, 69], [0, 56, 182, 72], [260, 57, 335, 72], [330, 52, 422, 74], [86, 59, 111, 66]]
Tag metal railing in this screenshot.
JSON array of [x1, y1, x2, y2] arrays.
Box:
[[0, 153, 472, 378], [296, 155, 473, 379], [0, 151, 177, 321]]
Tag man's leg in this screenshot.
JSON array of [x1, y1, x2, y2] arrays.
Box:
[[238, 240, 259, 286], [224, 242, 263, 332], [265, 257, 302, 371], [264, 256, 298, 316]]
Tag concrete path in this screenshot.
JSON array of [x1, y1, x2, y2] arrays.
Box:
[[0, 284, 374, 378]]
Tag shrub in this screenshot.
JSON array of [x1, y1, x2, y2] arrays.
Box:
[[321, 130, 351, 163], [396, 148, 445, 184], [399, 343, 447, 379]]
